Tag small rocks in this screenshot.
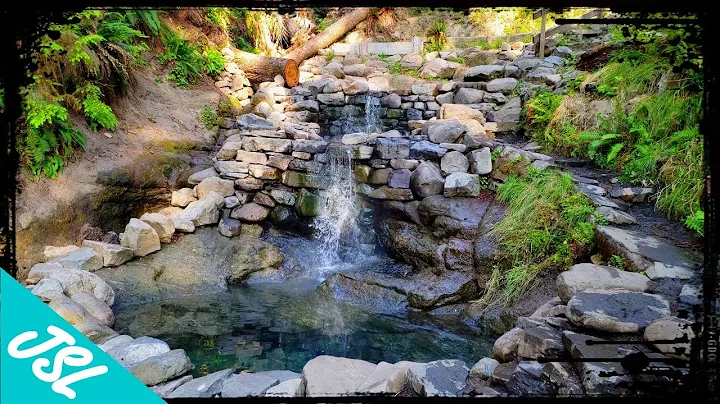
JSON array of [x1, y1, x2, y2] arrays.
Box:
[[610, 187, 654, 203], [218, 218, 242, 237], [469, 147, 492, 174], [171, 188, 197, 207], [596, 206, 637, 224], [231, 203, 270, 222]]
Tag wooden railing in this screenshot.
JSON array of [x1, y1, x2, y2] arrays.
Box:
[[532, 8, 608, 57]]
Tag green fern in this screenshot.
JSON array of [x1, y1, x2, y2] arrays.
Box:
[[684, 210, 704, 237], [77, 84, 118, 131]]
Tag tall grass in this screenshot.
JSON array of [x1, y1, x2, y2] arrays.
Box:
[[486, 168, 599, 302]]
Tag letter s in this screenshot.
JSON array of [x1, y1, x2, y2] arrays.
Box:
[[32, 346, 94, 383]]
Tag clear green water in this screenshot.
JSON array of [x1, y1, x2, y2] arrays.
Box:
[[112, 277, 494, 376]]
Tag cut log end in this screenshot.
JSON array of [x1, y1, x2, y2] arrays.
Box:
[[284, 59, 299, 88]]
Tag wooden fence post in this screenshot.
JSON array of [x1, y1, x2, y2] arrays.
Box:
[[539, 9, 547, 58]]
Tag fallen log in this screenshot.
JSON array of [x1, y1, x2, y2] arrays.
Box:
[[234, 50, 299, 87], [286, 8, 371, 64]]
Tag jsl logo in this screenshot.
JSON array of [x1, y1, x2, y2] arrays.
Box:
[[7, 325, 109, 399]]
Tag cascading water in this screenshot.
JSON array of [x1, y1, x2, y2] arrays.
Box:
[[312, 147, 368, 272], [364, 96, 382, 134]]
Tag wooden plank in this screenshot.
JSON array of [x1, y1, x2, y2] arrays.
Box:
[[533, 8, 545, 20], [538, 9, 547, 57]]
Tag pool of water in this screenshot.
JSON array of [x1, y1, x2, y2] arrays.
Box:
[[112, 266, 494, 376]]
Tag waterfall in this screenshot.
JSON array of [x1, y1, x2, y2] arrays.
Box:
[[312, 147, 366, 271], [364, 96, 382, 134]]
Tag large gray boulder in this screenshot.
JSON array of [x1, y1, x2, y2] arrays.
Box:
[[555, 263, 651, 303], [106, 336, 170, 367], [644, 316, 695, 360], [140, 213, 175, 244], [222, 373, 280, 397], [417, 195, 489, 239], [410, 162, 445, 198], [493, 327, 525, 362], [150, 375, 193, 398], [128, 349, 193, 386], [44, 245, 80, 261], [196, 177, 235, 199], [167, 368, 234, 398], [410, 359, 469, 397], [81, 240, 133, 267], [453, 88, 486, 104], [48, 247, 103, 272], [420, 58, 459, 79], [265, 379, 305, 397], [440, 151, 469, 175], [376, 138, 410, 159], [427, 120, 466, 144], [506, 361, 556, 396], [410, 141, 448, 159], [27, 263, 115, 305], [31, 278, 64, 302], [120, 219, 161, 257], [443, 173, 480, 198], [302, 356, 377, 396], [469, 147, 492, 175], [516, 326, 564, 360], [69, 291, 114, 326], [178, 199, 220, 227], [355, 361, 426, 395], [562, 331, 633, 395], [566, 289, 671, 333], [486, 77, 518, 94], [463, 65, 504, 81]]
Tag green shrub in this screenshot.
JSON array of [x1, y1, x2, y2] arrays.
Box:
[[389, 61, 403, 74], [202, 48, 225, 77], [607, 255, 626, 270], [325, 50, 335, 62], [684, 210, 704, 237], [427, 20, 448, 53], [234, 37, 258, 54], [473, 38, 505, 50], [200, 106, 220, 129]]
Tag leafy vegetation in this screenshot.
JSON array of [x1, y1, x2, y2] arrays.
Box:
[[472, 38, 505, 50], [523, 26, 704, 237], [200, 105, 221, 129], [486, 167, 600, 301], [325, 50, 335, 62], [426, 20, 448, 53], [607, 255, 626, 270], [467, 8, 592, 37]]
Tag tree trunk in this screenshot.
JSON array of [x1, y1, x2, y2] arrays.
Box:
[[234, 51, 299, 87], [286, 8, 371, 64]]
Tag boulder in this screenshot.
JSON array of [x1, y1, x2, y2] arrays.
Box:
[[317, 92, 345, 105], [381, 93, 402, 108], [236, 150, 268, 165], [295, 189, 320, 216], [375, 138, 410, 159], [516, 326, 564, 360], [222, 373, 280, 397], [596, 206, 638, 225], [388, 169, 412, 189], [410, 162, 445, 198], [506, 361, 556, 396], [566, 289, 671, 333], [215, 160, 249, 176], [178, 199, 220, 227], [120, 219, 161, 257], [428, 120, 467, 144], [440, 151, 469, 175], [167, 369, 234, 398], [417, 195, 489, 238], [453, 88, 486, 104], [249, 164, 281, 180], [494, 327, 525, 362], [44, 245, 81, 261], [230, 203, 270, 222], [48, 247, 103, 272], [188, 167, 218, 184], [562, 331, 633, 395], [342, 132, 368, 145], [81, 240, 134, 267], [69, 291, 114, 326], [49, 295, 90, 325], [302, 356, 377, 396], [644, 316, 695, 359], [237, 113, 278, 131], [595, 225, 700, 272], [470, 358, 500, 381], [317, 273, 408, 314], [235, 177, 264, 191], [464, 65, 504, 81], [31, 278, 64, 302], [368, 167, 392, 185], [265, 379, 304, 397], [27, 263, 115, 306], [411, 359, 469, 397], [420, 58, 458, 79], [443, 238, 474, 271], [218, 218, 242, 237], [270, 189, 296, 206], [171, 188, 197, 207], [444, 173, 480, 198], [196, 177, 235, 199], [646, 262, 696, 280], [242, 137, 293, 153], [555, 263, 651, 303], [469, 147, 492, 175], [410, 141, 448, 159], [355, 361, 425, 395], [292, 140, 328, 154], [129, 349, 193, 386], [140, 213, 175, 244], [369, 186, 414, 201], [486, 78, 518, 94], [74, 320, 119, 344], [391, 159, 420, 170], [150, 375, 193, 397], [106, 336, 170, 367]]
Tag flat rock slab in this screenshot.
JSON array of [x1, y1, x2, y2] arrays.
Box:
[[167, 368, 233, 398], [566, 289, 671, 333], [555, 263, 651, 303], [506, 361, 555, 396], [265, 379, 305, 397], [316, 273, 408, 314], [339, 270, 479, 310], [410, 359, 470, 397], [222, 373, 280, 397], [303, 355, 377, 396], [562, 331, 633, 395], [595, 225, 701, 272]]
